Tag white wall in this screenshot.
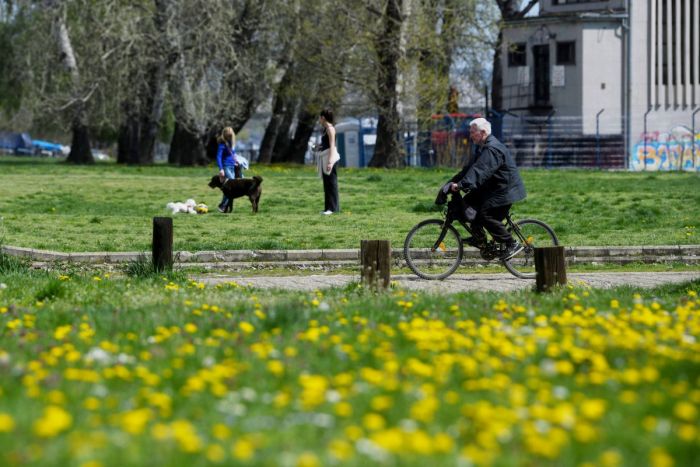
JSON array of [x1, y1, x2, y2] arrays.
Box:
[[581, 23, 623, 134], [501, 22, 585, 117], [627, 0, 700, 171]]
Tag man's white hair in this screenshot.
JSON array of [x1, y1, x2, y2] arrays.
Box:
[[470, 117, 491, 136]]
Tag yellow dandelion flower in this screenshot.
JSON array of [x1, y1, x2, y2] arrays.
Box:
[[232, 438, 255, 460], [599, 449, 623, 467], [0, 413, 15, 432], [296, 452, 320, 467], [362, 413, 386, 431], [266, 360, 284, 376], [573, 422, 598, 443], [649, 447, 674, 467], [120, 408, 152, 435], [184, 323, 198, 334], [83, 397, 100, 411], [205, 444, 226, 463], [344, 425, 363, 441], [677, 424, 697, 442], [370, 395, 393, 411], [33, 405, 72, 437], [239, 322, 255, 334], [53, 325, 72, 340], [211, 423, 231, 441], [151, 423, 171, 441], [328, 439, 353, 460], [673, 401, 697, 421], [334, 402, 352, 417], [580, 398, 607, 420]]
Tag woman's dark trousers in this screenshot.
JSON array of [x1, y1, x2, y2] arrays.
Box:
[[322, 165, 339, 212]]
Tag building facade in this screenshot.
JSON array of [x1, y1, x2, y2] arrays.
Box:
[[500, 0, 700, 171]]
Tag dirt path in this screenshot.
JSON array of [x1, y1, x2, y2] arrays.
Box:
[[196, 271, 700, 293]]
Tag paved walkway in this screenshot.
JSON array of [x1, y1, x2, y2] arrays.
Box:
[[196, 271, 700, 293]]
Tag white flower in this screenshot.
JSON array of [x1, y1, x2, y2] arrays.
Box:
[[85, 347, 112, 364], [116, 353, 135, 364]]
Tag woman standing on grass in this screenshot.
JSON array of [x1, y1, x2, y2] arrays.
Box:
[[317, 108, 340, 215], [216, 127, 243, 213]]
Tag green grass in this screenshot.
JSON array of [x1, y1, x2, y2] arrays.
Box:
[[0, 157, 698, 252], [0, 268, 698, 466]]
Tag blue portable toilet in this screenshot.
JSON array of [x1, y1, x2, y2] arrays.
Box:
[[334, 118, 377, 167]]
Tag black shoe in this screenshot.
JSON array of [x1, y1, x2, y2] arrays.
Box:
[[500, 242, 523, 260], [464, 236, 486, 249]]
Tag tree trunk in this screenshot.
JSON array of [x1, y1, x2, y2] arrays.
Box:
[[259, 67, 295, 164], [270, 104, 296, 163], [285, 108, 317, 164], [55, 5, 93, 164], [369, 0, 403, 168], [491, 29, 504, 111], [168, 122, 207, 166], [117, 113, 140, 164], [117, 0, 172, 165], [67, 119, 93, 164], [491, 1, 539, 110]]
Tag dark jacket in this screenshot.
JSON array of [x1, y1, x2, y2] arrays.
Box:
[[450, 135, 526, 210]]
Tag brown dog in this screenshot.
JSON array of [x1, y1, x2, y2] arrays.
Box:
[[208, 175, 263, 213]]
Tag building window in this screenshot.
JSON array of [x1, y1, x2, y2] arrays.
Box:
[[508, 43, 526, 67], [556, 41, 576, 65]]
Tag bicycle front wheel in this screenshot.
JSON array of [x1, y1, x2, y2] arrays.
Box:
[[503, 219, 559, 279], [403, 219, 463, 280]]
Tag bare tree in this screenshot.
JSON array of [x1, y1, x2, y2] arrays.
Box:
[[491, 0, 538, 110], [367, 0, 404, 167], [117, 0, 176, 165]]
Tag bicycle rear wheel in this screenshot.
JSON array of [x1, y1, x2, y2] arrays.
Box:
[[403, 219, 463, 280], [503, 219, 558, 279]]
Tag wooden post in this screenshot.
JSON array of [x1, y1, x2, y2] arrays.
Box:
[[152, 217, 173, 272], [360, 240, 391, 289], [534, 246, 567, 292]]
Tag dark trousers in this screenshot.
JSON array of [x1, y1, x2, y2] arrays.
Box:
[[322, 164, 339, 212], [471, 204, 514, 245]]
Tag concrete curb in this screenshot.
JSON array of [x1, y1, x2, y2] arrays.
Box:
[[2, 244, 699, 266]]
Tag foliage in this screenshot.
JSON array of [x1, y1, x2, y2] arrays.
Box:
[[0, 158, 698, 251], [1, 0, 503, 167], [122, 253, 187, 282], [0, 268, 697, 465], [0, 249, 29, 275]]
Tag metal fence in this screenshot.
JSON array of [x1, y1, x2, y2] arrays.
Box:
[[395, 112, 627, 169]]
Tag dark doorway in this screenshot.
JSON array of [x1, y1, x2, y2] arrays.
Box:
[[533, 45, 550, 105]]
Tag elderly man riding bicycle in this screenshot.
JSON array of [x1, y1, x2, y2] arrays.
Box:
[[446, 117, 526, 260]]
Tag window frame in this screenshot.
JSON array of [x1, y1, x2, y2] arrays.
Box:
[[507, 42, 527, 67], [555, 41, 576, 66]]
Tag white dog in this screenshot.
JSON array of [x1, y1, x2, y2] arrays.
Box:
[[166, 199, 197, 214]]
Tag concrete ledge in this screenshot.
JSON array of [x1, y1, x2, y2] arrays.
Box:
[[4, 244, 700, 265]]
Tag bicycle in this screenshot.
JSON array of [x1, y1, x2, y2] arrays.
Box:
[[403, 192, 558, 280]]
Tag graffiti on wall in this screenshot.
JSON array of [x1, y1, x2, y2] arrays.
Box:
[[631, 126, 700, 171]]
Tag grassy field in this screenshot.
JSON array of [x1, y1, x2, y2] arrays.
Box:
[[0, 157, 698, 252], [0, 258, 698, 466]]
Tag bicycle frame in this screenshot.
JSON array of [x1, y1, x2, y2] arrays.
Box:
[[439, 195, 526, 256]]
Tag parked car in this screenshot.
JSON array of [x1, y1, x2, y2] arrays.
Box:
[[92, 149, 110, 161], [32, 139, 67, 157]]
